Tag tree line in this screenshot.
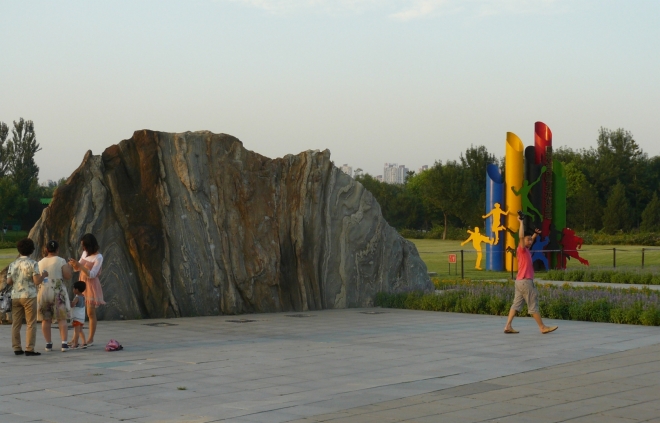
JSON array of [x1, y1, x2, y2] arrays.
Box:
[[0, 118, 65, 237], [356, 128, 660, 238]]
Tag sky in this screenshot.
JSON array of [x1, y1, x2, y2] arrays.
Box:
[[1, 0, 659, 182]]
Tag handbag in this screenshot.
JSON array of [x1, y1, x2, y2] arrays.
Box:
[[105, 339, 123, 351]]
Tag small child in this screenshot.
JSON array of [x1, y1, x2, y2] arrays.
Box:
[[70, 281, 87, 349]]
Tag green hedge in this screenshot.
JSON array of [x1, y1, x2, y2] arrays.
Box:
[[0, 231, 28, 249], [577, 231, 660, 246], [376, 280, 660, 326], [546, 268, 660, 285]]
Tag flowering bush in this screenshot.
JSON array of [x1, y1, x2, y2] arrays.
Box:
[[376, 280, 660, 326]]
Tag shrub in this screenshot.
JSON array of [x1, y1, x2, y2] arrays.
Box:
[[378, 281, 660, 326], [576, 231, 660, 246], [547, 268, 660, 285], [0, 231, 29, 249]]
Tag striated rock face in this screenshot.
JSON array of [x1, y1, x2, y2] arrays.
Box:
[[7, 131, 431, 319]]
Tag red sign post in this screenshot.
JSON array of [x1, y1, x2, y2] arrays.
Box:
[[448, 254, 457, 275]]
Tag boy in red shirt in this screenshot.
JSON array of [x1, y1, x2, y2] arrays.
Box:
[[503, 216, 558, 334]]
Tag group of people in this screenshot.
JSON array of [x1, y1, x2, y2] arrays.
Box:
[[5, 233, 105, 356]]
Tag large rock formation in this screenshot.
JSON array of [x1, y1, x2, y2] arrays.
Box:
[[7, 130, 431, 319]]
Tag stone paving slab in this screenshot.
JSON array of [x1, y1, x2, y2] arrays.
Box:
[[285, 343, 660, 423], [1, 308, 660, 422]]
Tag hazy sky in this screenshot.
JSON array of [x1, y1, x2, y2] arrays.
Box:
[[2, 0, 659, 181]]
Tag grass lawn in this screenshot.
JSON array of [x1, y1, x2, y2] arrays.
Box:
[[408, 239, 660, 280]]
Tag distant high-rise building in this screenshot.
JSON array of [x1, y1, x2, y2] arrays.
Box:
[[376, 175, 383, 182], [383, 163, 408, 184], [417, 165, 429, 174], [340, 164, 353, 177]]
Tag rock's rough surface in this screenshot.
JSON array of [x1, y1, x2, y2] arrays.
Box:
[[7, 131, 431, 319]]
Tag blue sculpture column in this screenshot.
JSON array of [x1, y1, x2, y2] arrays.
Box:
[[484, 164, 505, 271]]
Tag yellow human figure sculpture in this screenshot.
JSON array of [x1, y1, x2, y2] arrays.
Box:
[[460, 227, 494, 270], [482, 202, 510, 245]]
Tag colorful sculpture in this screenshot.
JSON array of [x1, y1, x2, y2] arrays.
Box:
[[461, 227, 493, 270], [480, 122, 588, 272], [511, 166, 546, 221], [480, 122, 589, 271]]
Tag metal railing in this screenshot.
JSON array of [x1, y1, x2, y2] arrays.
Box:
[[421, 247, 660, 280]]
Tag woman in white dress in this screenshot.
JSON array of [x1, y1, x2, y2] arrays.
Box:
[[38, 240, 73, 352]]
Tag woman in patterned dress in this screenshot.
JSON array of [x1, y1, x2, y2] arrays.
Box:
[[68, 233, 105, 346], [38, 240, 73, 352]]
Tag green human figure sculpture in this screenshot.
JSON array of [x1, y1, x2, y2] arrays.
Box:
[[461, 227, 494, 270], [482, 202, 510, 245], [506, 227, 520, 253], [511, 166, 546, 221]]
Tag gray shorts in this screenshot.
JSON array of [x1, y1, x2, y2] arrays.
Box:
[[510, 279, 539, 314]]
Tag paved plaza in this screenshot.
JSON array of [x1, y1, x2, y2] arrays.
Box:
[[1, 308, 660, 423]]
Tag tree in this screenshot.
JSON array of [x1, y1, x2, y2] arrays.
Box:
[[565, 162, 601, 230], [7, 118, 41, 197], [602, 182, 631, 234], [591, 128, 647, 225], [641, 192, 660, 232], [0, 122, 9, 177], [422, 161, 470, 239], [354, 173, 427, 230], [460, 145, 496, 182], [34, 177, 67, 198], [553, 146, 581, 165], [557, 128, 658, 231], [406, 170, 440, 230], [460, 145, 497, 227], [0, 177, 25, 241]]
